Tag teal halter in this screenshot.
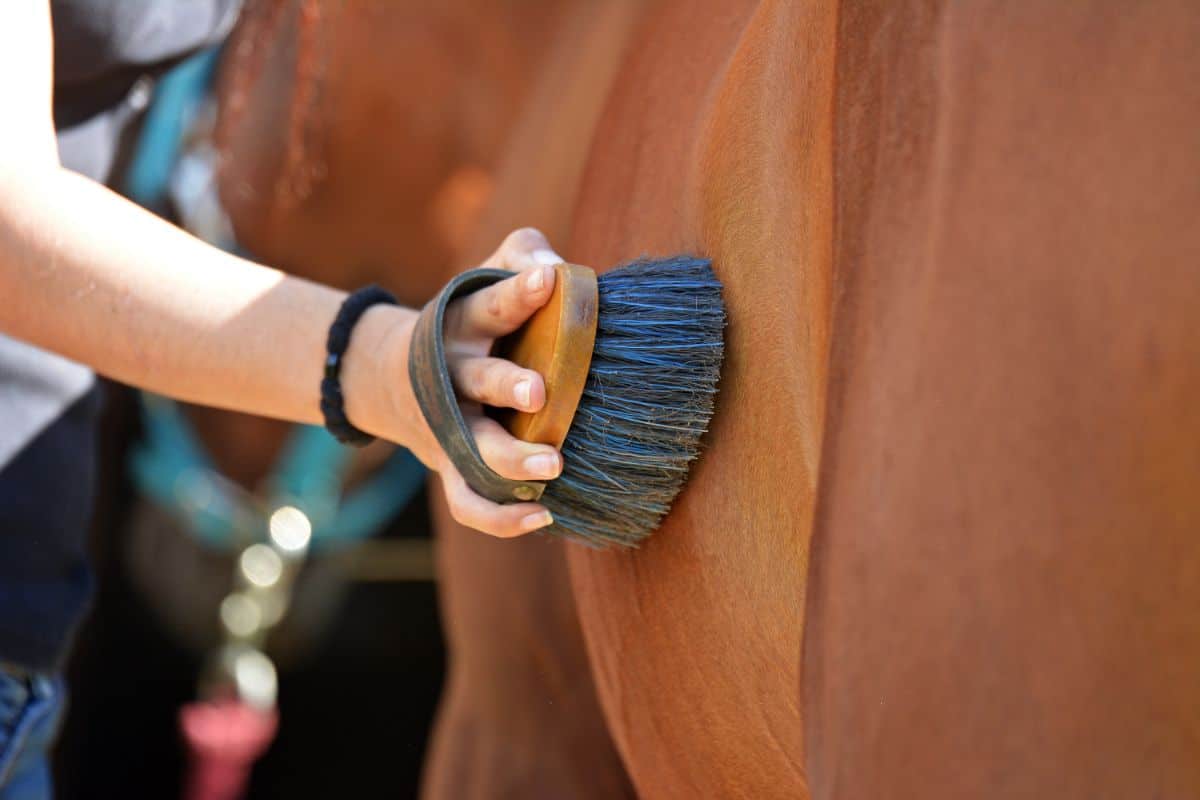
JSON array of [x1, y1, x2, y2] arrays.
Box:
[[131, 394, 425, 550], [125, 48, 426, 551]]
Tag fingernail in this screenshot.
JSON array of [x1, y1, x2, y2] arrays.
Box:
[[521, 510, 554, 531], [532, 249, 562, 266], [514, 379, 532, 409], [525, 266, 546, 292], [523, 452, 560, 478]]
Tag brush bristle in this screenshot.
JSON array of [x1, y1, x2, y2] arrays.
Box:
[[542, 255, 725, 547]]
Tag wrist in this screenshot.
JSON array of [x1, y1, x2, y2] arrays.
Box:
[[339, 303, 418, 442]]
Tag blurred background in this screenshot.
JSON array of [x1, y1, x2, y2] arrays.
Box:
[[54, 388, 445, 798]]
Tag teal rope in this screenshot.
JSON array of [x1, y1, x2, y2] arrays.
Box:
[[124, 50, 427, 551]]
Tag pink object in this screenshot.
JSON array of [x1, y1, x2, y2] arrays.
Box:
[[180, 699, 279, 800]]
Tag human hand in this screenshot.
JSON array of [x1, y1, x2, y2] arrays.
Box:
[[345, 228, 564, 537]]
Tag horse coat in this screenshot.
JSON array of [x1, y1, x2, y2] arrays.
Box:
[[431, 1, 1200, 798]]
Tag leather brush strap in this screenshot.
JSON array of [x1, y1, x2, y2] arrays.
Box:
[[408, 268, 547, 503]]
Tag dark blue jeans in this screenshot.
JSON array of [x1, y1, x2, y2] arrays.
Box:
[[0, 666, 63, 800]]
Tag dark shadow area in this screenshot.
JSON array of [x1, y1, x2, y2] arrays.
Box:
[[54, 382, 445, 799]]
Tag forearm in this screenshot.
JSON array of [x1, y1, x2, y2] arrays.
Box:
[[0, 164, 410, 429], [0, 0, 559, 538]]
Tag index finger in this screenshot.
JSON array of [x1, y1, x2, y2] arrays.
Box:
[[446, 264, 558, 341]]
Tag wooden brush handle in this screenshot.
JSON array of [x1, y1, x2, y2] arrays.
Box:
[[494, 263, 598, 448], [408, 264, 599, 505]]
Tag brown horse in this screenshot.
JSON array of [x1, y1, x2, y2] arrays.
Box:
[[209, 0, 1200, 796], [430, 1, 1200, 798]]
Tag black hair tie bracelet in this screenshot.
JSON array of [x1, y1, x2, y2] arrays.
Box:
[[321, 285, 398, 446]]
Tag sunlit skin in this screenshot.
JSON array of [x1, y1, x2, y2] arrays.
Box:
[[0, 2, 563, 538]]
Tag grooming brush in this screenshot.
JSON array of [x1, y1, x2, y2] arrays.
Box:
[[409, 256, 725, 547]]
